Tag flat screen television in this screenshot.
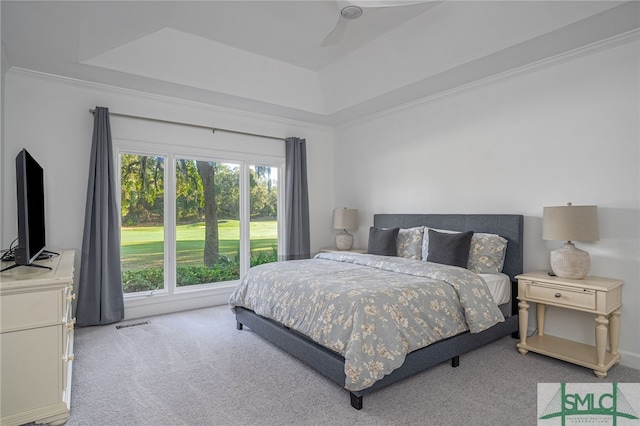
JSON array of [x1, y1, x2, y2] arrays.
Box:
[[12, 149, 47, 267]]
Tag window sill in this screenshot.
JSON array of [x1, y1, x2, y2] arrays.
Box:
[[123, 282, 237, 320]]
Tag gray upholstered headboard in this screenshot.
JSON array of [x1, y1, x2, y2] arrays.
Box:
[[373, 214, 524, 282]]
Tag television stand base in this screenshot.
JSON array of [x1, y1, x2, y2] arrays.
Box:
[[0, 262, 52, 273]]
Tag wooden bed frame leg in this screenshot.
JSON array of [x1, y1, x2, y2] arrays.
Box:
[[236, 321, 243, 331], [350, 393, 363, 410], [451, 356, 460, 368]]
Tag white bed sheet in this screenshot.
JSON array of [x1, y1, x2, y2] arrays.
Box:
[[479, 273, 511, 306]]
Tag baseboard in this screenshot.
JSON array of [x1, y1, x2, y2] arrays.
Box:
[[618, 349, 640, 370]]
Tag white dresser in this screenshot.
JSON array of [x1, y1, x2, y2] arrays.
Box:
[[1, 250, 76, 426]]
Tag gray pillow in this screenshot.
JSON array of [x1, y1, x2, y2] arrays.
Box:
[[426, 229, 473, 268], [367, 227, 400, 256]]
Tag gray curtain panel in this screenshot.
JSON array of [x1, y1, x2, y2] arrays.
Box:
[[284, 137, 310, 260], [76, 107, 124, 326]]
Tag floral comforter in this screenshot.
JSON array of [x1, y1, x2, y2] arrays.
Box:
[[229, 252, 504, 392]]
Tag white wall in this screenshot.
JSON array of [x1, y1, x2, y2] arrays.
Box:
[[2, 31, 637, 369], [1, 13, 8, 246], [333, 39, 640, 369], [1, 70, 335, 316]]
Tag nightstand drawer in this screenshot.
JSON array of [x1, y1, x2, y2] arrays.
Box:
[[524, 281, 596, 310]]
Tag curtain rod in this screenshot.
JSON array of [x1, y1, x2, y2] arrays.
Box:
[[88, 109, 286, 142]]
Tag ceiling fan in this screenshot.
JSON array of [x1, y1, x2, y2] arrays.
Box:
[[321, 0, 430, 47]]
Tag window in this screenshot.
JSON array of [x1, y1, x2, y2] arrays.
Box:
[[118, 148, 282, 297]]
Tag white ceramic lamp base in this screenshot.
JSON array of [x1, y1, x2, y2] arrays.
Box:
[[335, 230, 354, 251], [550, 242, 590, 279]]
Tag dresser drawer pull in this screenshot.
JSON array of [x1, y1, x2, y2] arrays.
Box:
[[555, 293, 561, 298], [63, 354, 75, 362], [66, 293, 76, 302]]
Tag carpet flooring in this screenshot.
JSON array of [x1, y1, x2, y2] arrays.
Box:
[[65, 305, 640, 426]]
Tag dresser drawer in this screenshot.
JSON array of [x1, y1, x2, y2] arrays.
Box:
[[524, 280, 596, 310], [1, 325, 62, 417], [0, 289, 63, 332]]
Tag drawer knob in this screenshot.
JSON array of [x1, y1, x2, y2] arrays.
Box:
[[555, 293, 561, 298], [66, 293, 76, 302], [64, 354, 75, 362]]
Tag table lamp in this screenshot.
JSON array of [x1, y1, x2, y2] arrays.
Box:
[[543, 203, 599, 279], [333, 208, 358, 250]]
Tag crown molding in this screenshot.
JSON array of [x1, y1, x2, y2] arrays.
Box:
[[337, 28, 640, 130], [6, 67, 333, 134]]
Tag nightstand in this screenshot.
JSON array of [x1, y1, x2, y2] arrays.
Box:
[[318, 247, 367, 254], [516, 271, 623, 378]]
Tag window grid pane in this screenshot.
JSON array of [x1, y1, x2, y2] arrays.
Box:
[[249, 165, 278, 267], [120, 153, 165, 294], [175, 159, 240, 287]]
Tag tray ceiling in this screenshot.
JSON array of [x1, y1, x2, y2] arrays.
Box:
[[2, 1, 638, 126]]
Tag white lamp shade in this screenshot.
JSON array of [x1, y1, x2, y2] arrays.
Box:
[[543, 203, 598, 279], [543, 204, 599, 242], [333, 208, 358, 230]]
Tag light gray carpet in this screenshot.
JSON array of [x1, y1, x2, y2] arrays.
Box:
[[66, 306, 639, 426]]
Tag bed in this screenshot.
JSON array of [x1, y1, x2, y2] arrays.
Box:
[[231, 213, 523, 409]]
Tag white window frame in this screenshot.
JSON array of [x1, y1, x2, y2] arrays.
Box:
[[114, 138, 285, 313]]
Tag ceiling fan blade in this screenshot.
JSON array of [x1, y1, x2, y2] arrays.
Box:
[[321, 16, 349, 47], [349, 0, 429, 8]]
